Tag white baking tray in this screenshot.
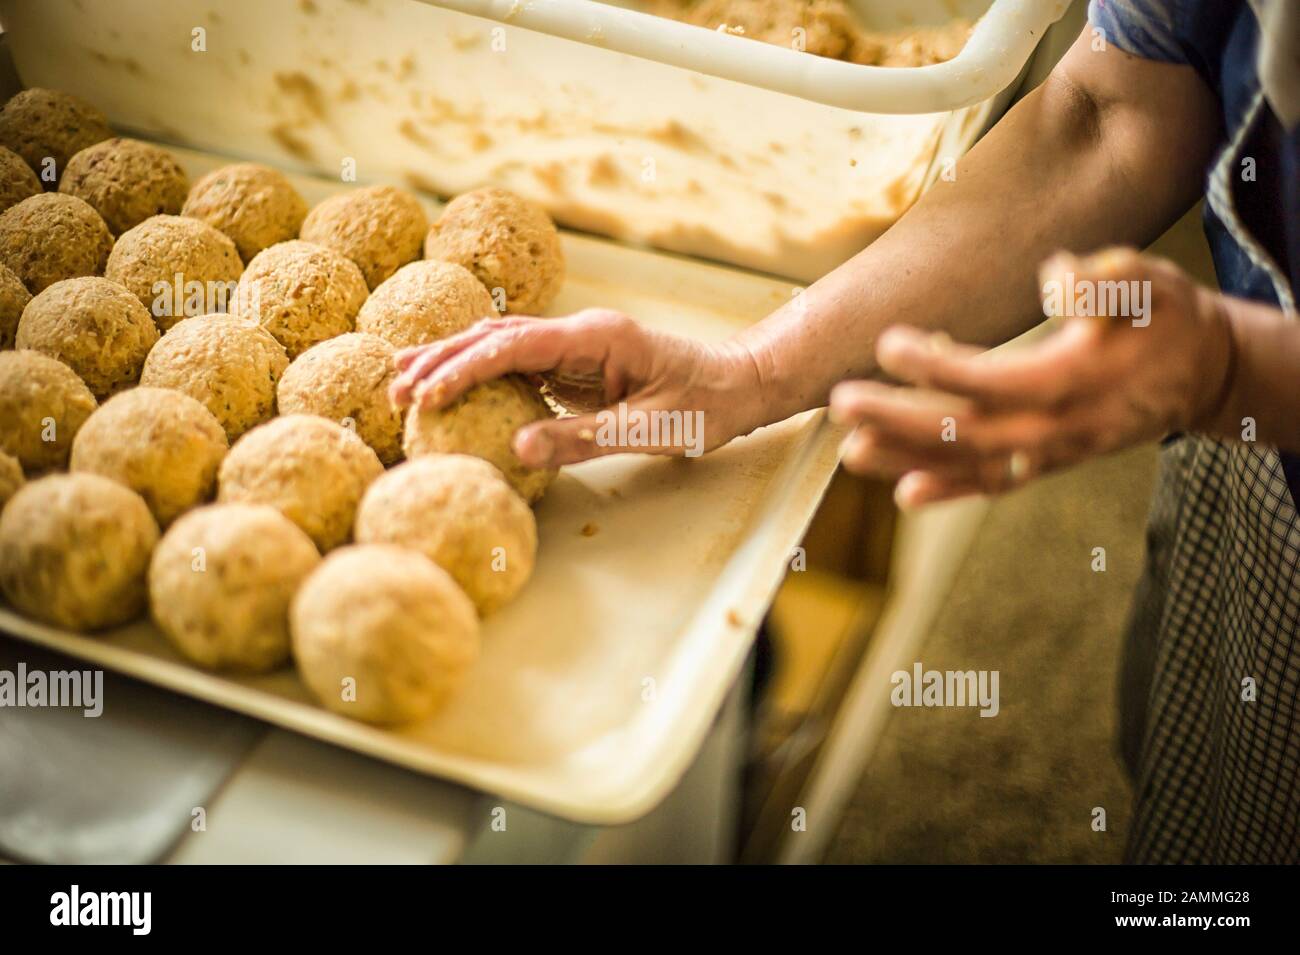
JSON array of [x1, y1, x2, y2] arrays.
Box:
[[0, 150, 843, 824], [0, 0, 1062, 281]]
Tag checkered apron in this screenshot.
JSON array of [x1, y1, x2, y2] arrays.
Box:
[[1122, 438, 1300, 863], [1120, 89, 1300, 864]]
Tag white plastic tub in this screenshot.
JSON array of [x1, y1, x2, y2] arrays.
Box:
[[0, 0, 1068, 281], [435, 0, 1070, 112]]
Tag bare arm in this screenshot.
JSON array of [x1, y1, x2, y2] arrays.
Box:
[[391, 28, 1224, 468], [736, 29, 1222, 430]]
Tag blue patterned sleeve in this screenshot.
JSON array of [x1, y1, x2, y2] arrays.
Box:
[[1087, 0, 1194, 64]]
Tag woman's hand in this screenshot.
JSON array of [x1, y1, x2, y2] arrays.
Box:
[[830, 248, 1234, 508], [389, 308, 764, 468]]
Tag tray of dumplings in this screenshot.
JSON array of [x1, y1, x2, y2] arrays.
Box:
[[0, 87, 841, 824]]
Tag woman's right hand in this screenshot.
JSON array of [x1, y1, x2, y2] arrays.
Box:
[[388, 308, 766, 468]]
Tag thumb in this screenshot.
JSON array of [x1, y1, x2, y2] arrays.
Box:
[[513, 402, 703, 468]]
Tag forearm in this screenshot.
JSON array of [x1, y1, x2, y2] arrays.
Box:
[[732, 35, 1219, 430], [1198, 293, 1300, 451]]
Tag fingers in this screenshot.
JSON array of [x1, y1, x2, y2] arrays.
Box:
[[868, 415, 1108, 508], [848, 453, 1033, 509], [839, 427, 959, 478], [830, 379, 1062, 458], [838, 246, 1193, 507], [390, 320, 512, 406], [831, 379, 972, 433], [393, 317, 528, 372], [412, 323, 592, 409], [875, 320, 1103, 409], [512, 418, 614, 469], [835, 393, 1110, 507], [512, 400, 699, 468], [873, 246, 1190, 414], [841, 426, 1034, 492], [389, 309, 639, 410], [893, 471, 987, 509], [1044, 246, 1178, 289], [1039, 246, 1194, 324]]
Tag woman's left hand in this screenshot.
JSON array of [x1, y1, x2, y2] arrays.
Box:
[[830, 248, 1234, 508]]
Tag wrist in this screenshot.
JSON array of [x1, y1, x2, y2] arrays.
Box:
[[715, 335, 777, 439], [1188, 288, 1238, 433]]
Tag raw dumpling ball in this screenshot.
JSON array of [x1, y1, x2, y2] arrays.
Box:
[[0, 88, 112, 186], [356, 259, 495, 349], [355, 454, 536, 615], [182, 162, 308, 263], [233, 240, 367, 358], [0, 193, 112, 293], [0, 473, 158, 630], [424, 187, 564, 314], [0, 146, 41, 213], [70, 387, 228, 527], [0, 261, 32, 349], [59, 137, 188, 236], [300, 184, 427, 290], [403, 375, 556, 503], [0, 350, 96, 471], [276, 332, 403, 465], [105, 214, 242, 329], [139, 315, 289, 441], [16, 276, 159, 399], [291, 544, 479, 723], [149, 503, 320, 671], [0, 450, 23, 511], [218, 414, 383, 552]]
